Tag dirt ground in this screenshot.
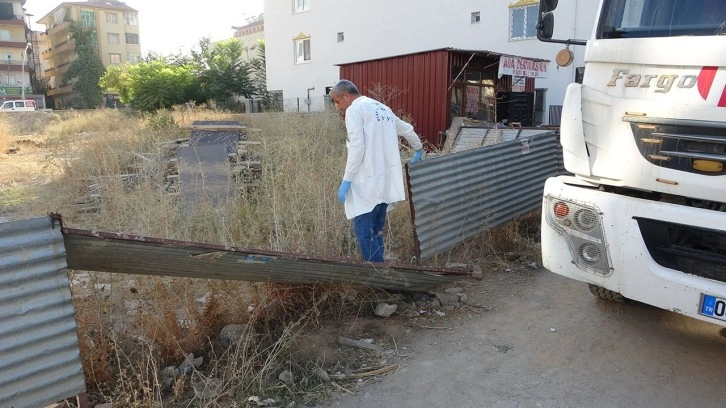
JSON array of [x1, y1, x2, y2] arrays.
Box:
[[317, 268, 726, 408]]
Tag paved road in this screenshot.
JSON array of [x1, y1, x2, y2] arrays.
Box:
[[320, 268, 726, 408]]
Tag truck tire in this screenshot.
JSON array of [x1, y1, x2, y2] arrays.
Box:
[[588, 284, 625, 303]]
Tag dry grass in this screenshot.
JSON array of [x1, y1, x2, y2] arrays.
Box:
[[2, 107, 541, 406], [0, 116, 9, 154]]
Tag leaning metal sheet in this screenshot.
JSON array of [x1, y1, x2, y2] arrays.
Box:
[[0, 217, 85, 408], [62, 228, 469, 292], [408, 132, 564, 259]]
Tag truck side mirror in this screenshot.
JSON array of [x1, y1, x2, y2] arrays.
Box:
[[541, 0, 559, 13], [537, 12, 555, 40]]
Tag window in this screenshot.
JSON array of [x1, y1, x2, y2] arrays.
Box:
[[3, 74, 16, 86], [337, 32, 344, 42], [108, 33, 120, 44], [106, 13, 118, 24], [597, 0, 726, 38], [91, 32, 98, 49], [294, 38, 311, 64], [509, 4, 539, 40], [80, 10, 95, 28], [0, 30, 9, 41], [109, 53, 121, 64], [0, 3, 12, 20], [125, 33, 139, 45], [294, 0, 310, 14], [471, 11, 481, 23], [128, 53, 138, 64], [124, 12, 138, 26]]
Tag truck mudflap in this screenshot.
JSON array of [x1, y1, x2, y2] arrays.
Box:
[[541, 175, 726, 326]]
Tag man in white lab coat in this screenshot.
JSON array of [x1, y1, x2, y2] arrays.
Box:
[[330, 80, 424, 262]]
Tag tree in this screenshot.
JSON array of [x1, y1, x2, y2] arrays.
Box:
[[193, 38, 256, 109], [250, 39, 273, 109], [100, 57, 198, 112], [63, 21, 105, 108]]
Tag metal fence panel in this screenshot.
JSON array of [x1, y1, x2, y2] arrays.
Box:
[[0, 217, 85, 408], [409, 132, 563, 259], [451, 127, 555, 153], [62, 229, 469, 292]]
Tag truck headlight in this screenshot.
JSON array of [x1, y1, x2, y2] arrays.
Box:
[[545, 197, 613, 276]]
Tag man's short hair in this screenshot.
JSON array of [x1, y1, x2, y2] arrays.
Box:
[[331, 80, 360, 96]]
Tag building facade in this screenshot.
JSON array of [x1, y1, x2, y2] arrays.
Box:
[[0, 0, 35, 102], [263, 0, 598, 125], [232, 14, 264, 62], [37, 0, 141, 109]]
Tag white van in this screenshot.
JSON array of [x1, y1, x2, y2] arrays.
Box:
[[0, 100, 36, 112]]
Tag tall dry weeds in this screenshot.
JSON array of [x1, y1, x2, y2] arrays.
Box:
[[24, 108, 422, 405], [0, 116, 10, 154], [10, 107, 541, 406]]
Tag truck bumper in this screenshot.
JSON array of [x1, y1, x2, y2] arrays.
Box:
[[541, 175, 726, 326]]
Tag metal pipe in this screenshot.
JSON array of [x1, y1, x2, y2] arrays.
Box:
[[21, 42, 30, 100], [307, 86, 314, 112]]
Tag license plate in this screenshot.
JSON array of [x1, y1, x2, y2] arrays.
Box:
[[699, 294, 726, 321]]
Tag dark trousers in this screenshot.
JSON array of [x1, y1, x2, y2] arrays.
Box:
[[353, 203, 388, 262]]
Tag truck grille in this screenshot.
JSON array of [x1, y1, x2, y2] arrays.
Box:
[[625, 116, 726, 176], [635, 217, 726, 283]]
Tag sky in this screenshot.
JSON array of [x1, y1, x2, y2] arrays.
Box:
[[24, 0, 264, 56]]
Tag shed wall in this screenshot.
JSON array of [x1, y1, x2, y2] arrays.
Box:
[[339, 49, 450, 147]]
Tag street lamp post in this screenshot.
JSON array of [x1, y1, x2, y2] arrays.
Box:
[[21, 42, 30, 100]]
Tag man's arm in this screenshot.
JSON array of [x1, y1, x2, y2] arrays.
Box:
[[394, 115, 423, 152], [343, 108, 365, 181]]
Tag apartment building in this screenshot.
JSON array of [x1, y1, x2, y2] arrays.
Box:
[[38, 0, 140, 108], [233, 14, 264, 62], [264, 0, 598, 125], [0, 0, 35, 102]]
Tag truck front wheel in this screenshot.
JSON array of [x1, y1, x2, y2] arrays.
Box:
[[588, 284, 625, 303]]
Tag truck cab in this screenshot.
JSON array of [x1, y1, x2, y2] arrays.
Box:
[[538, 0, 726, 326]]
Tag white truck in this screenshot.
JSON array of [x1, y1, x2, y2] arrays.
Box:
[[537, 0, 726, 326]]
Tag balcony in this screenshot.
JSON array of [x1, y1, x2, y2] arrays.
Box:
[[53, 40, 75, 55], [0, 14, 26, 26], [0, 59, 33, 70], [0, 37, 34, 48], [48, 21, 70, 35], [53, 63, 70, 79], [47, 83, 73, 97]]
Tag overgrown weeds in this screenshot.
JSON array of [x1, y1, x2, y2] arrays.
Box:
[[0, 116, 9, 154], [3, 107, 542, 406], [71, 271, 387, 405]]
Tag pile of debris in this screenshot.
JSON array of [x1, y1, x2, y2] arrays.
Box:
[[71, 120, 263, 213]]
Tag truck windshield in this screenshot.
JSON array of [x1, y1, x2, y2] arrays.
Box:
[[597, 0, 726, 38]]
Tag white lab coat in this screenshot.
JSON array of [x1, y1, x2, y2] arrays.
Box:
[[342, 96, 423, 220]]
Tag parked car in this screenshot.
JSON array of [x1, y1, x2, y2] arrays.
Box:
[[0, 100, 36, 112]]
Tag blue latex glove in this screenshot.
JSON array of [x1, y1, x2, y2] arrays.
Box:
[[338, 180, 351, 203], [410, 149, 424, 164]]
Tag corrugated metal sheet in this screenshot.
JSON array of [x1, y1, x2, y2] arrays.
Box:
[[0, 217, 85, 408], [408, 132, 564, 259], [549, 105, 563, 126], [340, 49, 450, 147], [450, 127, 554, 153], [63, 229, 469, 292]]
